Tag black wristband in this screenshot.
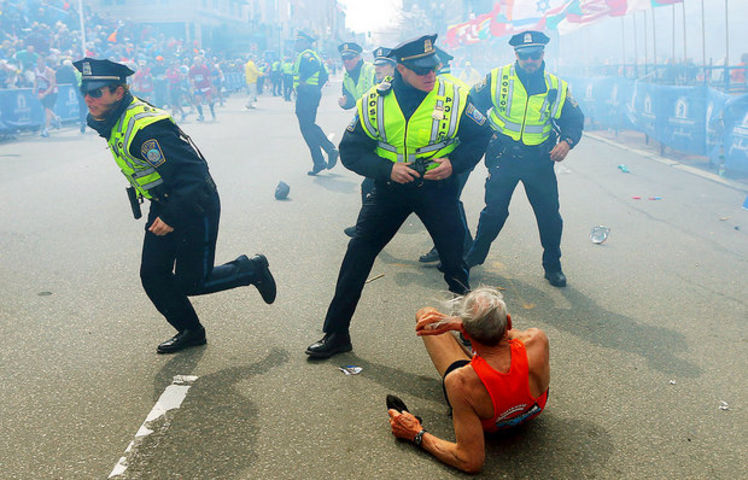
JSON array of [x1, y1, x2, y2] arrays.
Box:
[[413, 429, 427, 447]]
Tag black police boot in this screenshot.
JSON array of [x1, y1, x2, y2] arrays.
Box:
[[237, 254, 277, 304], [307, 163, 326, 176], [157, 326, 206, 354], [305, 331, 352, 359], [419, 246, 440, 263], [343, 226, 356, 237], [327, 149, 339, 170], [544, 269, 567, 288]]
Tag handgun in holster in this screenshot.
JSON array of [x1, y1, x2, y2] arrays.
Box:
[[126, 186, 143, 219]]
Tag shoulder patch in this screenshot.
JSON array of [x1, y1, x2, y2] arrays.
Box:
[[346, 112, 359, 132], [465, 103, 486, 126], [141, 138, 166, 167]]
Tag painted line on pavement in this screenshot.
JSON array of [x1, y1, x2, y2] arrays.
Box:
[[109, 375, 198, 478], [584, 132, 748, 193]]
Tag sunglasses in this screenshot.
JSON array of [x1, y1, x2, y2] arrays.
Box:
[[517, 51, 543, 61], [408, 65, 438, 76], [81, 86, 106, 98]]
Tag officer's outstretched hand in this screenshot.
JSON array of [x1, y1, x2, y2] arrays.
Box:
[[550, 140, 571, 162], [148, 217, 174, 236], [423, 157, 452, 181], [390, 162, 420, 184]]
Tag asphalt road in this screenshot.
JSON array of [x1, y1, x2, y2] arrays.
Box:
[[0, 83, 746, 480]]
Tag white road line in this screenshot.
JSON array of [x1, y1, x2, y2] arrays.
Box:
[[109, 375, 198, 478]]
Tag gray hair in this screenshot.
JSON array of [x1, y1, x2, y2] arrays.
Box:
[[447, 286, 509, 346]]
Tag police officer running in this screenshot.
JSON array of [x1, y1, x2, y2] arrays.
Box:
[[464, 31, 584, 287], [337, 42, 376, 110], [293, 31, 339, 176], [74, 58, 277, 353], [305, 35, 492, 359]]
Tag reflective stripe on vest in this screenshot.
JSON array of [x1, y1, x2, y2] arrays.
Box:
[[488, 64, 568, 146], [107, 97, 172, 199], [343, 62, 376, 100], [293, 49, 323, 88], [356, 78, 467, 166]]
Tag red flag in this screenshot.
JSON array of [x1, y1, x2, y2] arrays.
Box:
[[107, 30, 118, 43]]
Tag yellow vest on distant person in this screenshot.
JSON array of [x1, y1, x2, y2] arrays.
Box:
[[343, 62, 376, 100], [293, 49, 324, 88]]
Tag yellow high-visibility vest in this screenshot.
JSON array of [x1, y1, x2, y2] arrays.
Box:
[[356, 78, 468, 169], [488, 64, 567, 145], [108, 97, 171, 199]]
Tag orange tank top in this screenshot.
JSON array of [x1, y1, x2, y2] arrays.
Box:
[[470, 338, 548, 433]]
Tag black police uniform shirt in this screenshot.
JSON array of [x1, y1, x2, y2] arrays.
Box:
[[87, 92, 213, 229], [339, 72, 493, 181], [340, 59, 364, 110], [470, 61, 584, 149]]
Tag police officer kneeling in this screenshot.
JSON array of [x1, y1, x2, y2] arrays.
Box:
[[305, 35, 492, 359], [464, 31, 584, 287], [74, 58, 277, 353]]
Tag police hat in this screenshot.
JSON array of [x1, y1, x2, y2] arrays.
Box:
[[434, 47, 453, 65], [509, 30, 550, 51], [73, 57, 134, 92], [373, 46, 395, 66], [296, 31, 316, 43], [390, 34, 439, 69], [338, 42, 362, 59], [274, 181, 290, 200]]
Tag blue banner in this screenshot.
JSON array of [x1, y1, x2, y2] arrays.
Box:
[[566, 76, 748, 173], [0, 88, 43, 129], [55, 84, 85, 122]]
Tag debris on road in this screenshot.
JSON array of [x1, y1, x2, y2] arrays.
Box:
[[339, 365, 362, 375], [589, 226, 611, 244], [632, 195, 641, 199], [38, 291, 52, 296], [274, 181, 290, 200], [365, 273, 385, 284], [719, 401, 729, 411], [617, 164, 630, 173], [648, 196, 663, 200], [669, 380, 676, 385]]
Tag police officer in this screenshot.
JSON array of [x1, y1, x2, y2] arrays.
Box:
[[281, 56, 294, 102], [293, 31, 339, 176], [419, 46, 474, 264], [464, 31, 584, 287], [342, 46, 393, 238], [305, 34, 492, 359], [337, 42, 376, 110], [74, 58, 277, 353], [373, 46, 396, 82]]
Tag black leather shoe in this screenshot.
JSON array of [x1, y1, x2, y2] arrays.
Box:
[[419, 246, 440, 263], [249, 254, 277, 304], [343, 226, 356, 237], [327, 149, 339, 170], [307, 163, 326, 176], [305, 331, 352, 359], [544, 270, 567, 287], [157, 326, 206, 354]]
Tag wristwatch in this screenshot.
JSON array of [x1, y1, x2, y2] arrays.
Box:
[[413, 429, 427, 447]]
